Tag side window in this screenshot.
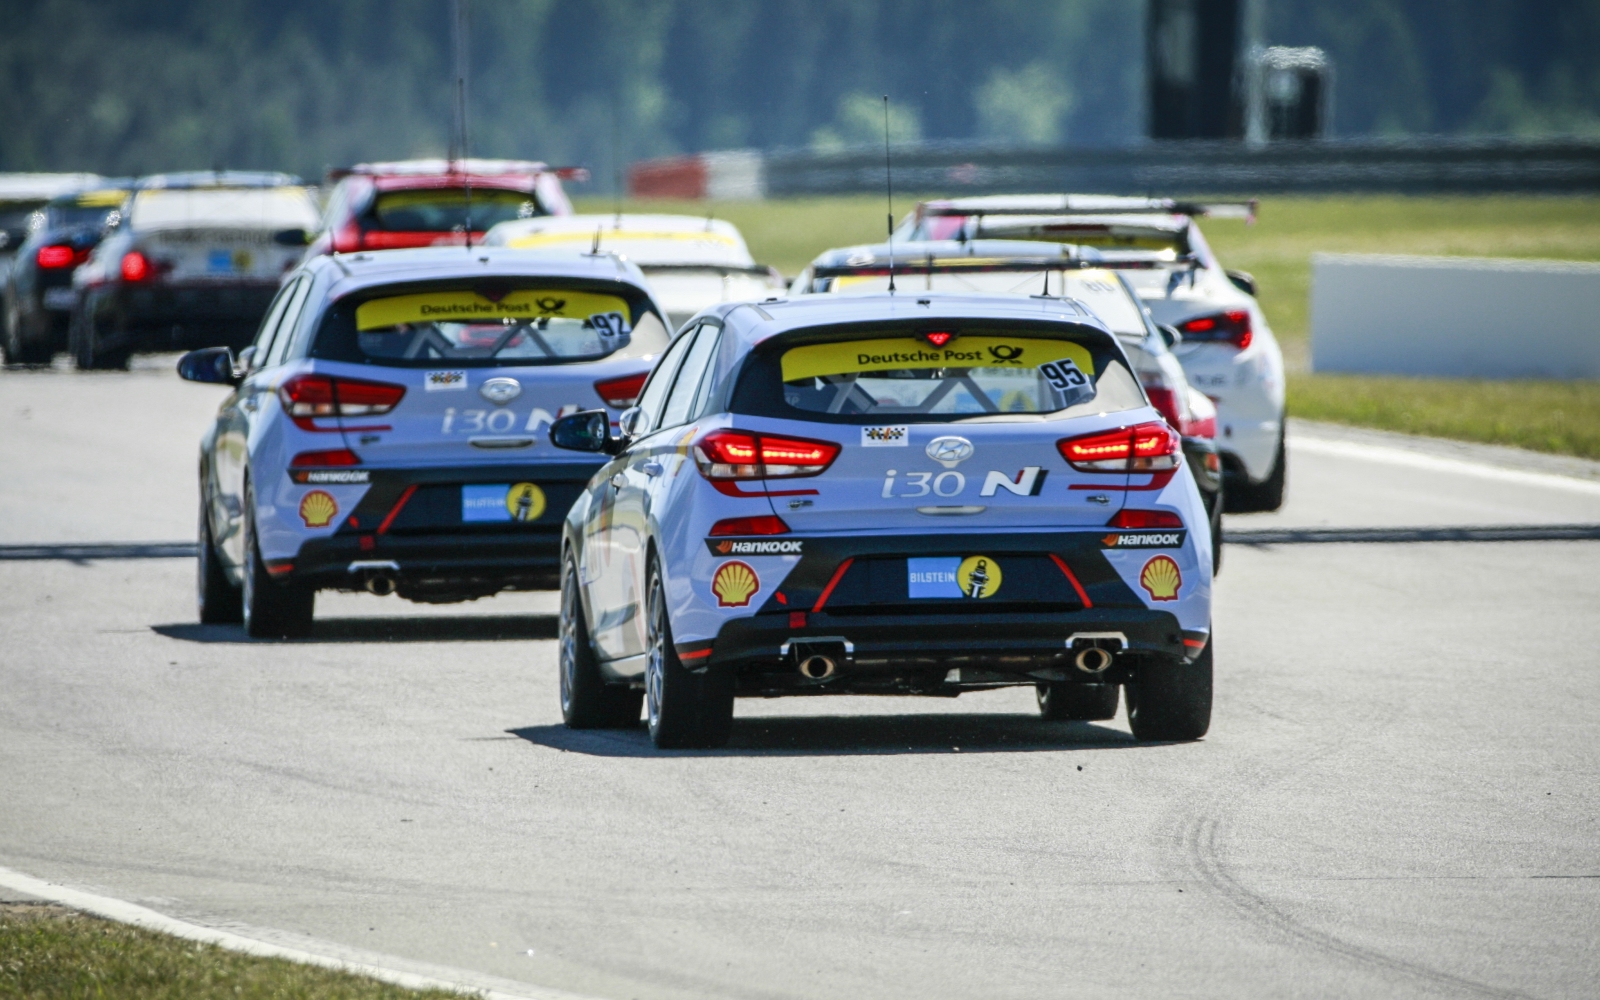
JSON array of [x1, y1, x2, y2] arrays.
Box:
[[660, 323, 721, 429], [247, 279, 298, 372], [265, 276, 313, 368], [688, 326, 725, 418], [632, 326, 696, 433]]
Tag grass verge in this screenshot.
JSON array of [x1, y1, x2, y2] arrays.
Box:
[[0, 903, 460, 1000]]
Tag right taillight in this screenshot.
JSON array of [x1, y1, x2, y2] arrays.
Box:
[[694, 429, 840, 480], [709, 515, 790, 536], [1179, 309, 1252, 350], [1107, 509, 1184, 529], [37, 245, 80, 269], [1058, 421, 1181, 473], [594, 371, 650, 409], [120, 250, 152, 283], [278, 374, 406, 430]]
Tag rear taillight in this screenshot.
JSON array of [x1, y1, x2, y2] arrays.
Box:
[[694, 429, 840, 480], [1143, 385, 1183, 430], [594, 371, 649, 409], [290, 448, 361, 467], [1107, 509, 1184, 529], [1179, 309, 1252, 350], [709, 515, 790, 536], [331, 221, 363, 254], [1057, 421, 1182, 472], [120, 250, 152, 283], [278, 374, 406, 430], [37, 244, 82, 269]]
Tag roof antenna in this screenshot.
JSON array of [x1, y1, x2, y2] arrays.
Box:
[[453, 0, 473, 250], [883, 95, 896, 295], [611, 95, 623, 229], [591, 225, 602, 254]]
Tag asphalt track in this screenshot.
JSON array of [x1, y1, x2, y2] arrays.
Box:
[[2, 360, 1598, 1000]]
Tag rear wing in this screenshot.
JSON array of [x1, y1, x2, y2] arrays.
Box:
[[810, 256, 1179, 280], [918, 198, 1257, 224]]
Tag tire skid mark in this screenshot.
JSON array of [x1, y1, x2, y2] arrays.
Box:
[[1168, 701, 1539, 1000]]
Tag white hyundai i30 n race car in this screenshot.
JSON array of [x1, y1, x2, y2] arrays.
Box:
[[548, 292, 1215, 748], [900, 195, 1286, 512], [178, 246, 672, 637]]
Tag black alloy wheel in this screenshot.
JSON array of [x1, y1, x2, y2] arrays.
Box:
[[1126, 636, 1213, 742], [197, 484, 242, 624], [1037, 682, 1120, 721], [644, 558, 734, 749], [559, 553, 642, 728], [241, 477, 314, 639]]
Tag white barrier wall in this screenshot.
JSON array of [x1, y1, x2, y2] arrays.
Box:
[[1310, 253, 1600, 379]]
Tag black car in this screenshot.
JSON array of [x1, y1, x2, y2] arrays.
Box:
[[2, 186, 129, 364], [69, 172, 320, 369]]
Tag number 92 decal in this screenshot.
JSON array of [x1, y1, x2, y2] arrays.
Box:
[[1039, 359, 1088, 391], [588, 312, 630, 337]]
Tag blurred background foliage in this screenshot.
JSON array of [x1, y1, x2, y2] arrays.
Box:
[[1, 0, 1599, 186]]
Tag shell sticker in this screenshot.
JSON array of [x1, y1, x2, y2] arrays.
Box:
[[956, 555, 1001, 599], [711, 561, 760, 608], [1139, 555, 1182, 602], [506, 483, 547, 522], [299, 490, 338, 528]]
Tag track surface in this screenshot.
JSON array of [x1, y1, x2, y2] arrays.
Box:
[[2, 362, 1598, 1000]]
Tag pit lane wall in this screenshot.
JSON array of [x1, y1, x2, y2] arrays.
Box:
[[1310, 253, 1600, 379]]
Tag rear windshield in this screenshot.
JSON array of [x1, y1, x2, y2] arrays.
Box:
[[310, 279, 669, 368], [731, 322, 1145, 424], [128, 188, 320, 229], [369, 189, 541, 232]]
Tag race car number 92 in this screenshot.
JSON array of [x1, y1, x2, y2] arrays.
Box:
[[1039, 359, 1087, 391]]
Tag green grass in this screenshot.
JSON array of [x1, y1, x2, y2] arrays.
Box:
[[578, 192, 1600, 460], [0, 904, 461, 1000]]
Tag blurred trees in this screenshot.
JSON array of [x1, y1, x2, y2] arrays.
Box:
[[0, 0, 1597, 184]]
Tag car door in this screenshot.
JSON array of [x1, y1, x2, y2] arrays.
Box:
[[584, 326, 696, 660]]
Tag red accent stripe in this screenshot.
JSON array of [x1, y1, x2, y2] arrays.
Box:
[[1067, 469, 1176, 492], [678, 647, 713, 661], [789, 611, 807, 629], [266, 562, 295, 576], [710, 480, 820, 498], [1182, 637, 1207, 648], [376, 485, 418, 535], [812, 557, 854, 613], [1049, 554, 1093, 608]]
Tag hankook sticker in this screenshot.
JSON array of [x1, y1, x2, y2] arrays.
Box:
[[705, 538, 804, 556], [1101, 530, 1187, 549]]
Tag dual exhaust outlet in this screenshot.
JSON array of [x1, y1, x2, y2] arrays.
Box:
[[1068, 632, 1127, 674], [783, 637, 853, 682], [348, 560, 400, 597]]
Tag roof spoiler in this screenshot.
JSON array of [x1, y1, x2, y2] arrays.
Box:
[[812, 256, 1180, 279], [919, 198, 1257, 224]]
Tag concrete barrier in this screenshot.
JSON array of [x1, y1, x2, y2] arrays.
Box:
[[1310, 253, 1600, 379]]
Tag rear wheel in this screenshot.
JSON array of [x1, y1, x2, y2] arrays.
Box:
[[1037, 682, 1119, 721], [1126, 638, 1212, 741], [1225, 431, 1285, 513], [1209, 480, 1225, 574], [197, 487, 242, 624], [241, 478, 314, 638], [69, 304, 129, 370], [3, 295, 52, 365], [560, 553, 642, 728], [645, 558, 734, 749]]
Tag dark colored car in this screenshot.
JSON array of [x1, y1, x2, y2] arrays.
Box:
[[69, 172, 320, 369], [3, 186, 130, 364], [305, 158, 579, 259]]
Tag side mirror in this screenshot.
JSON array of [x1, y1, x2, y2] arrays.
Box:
[[549, 409, 621, 454], [176, 346, 240, 386], [1225, 269, 1257, 296], [617, 406, 646, 439], [273, 228, 312, 247], [1158, 324, 1183, 349]]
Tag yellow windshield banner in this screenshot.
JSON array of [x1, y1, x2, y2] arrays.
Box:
[[780, 337, 1096, 383], [507, 230, 739, 249], [355, 290, 629, 331]]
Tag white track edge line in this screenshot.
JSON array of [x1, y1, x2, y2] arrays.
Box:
[[0, 865, 600, 1000], [1290, 436, 1600, 496]]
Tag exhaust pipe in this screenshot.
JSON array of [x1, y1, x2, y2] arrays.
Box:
[[347, 560, 401, 597], [798, 654, 836, 680], [1074, 646, 1113, 674], [364, 573, 396, 597]]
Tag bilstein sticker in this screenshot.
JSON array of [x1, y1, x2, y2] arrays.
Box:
[[299, 490, 338, 528], [957, 555, 1001, 599], [506, 483, 547, 522], [425, 370, 468, 391], [356, 290, 630, 331], [1139, 555, 1182, 601], [1102, 531, 1187, 549], [780, 337, 1095, 383], [712, 561, 760, 608], [705, 539, 804, 556]]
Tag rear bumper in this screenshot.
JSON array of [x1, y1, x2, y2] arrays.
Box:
[[89, 283, 282, 348], [287, 530, 563, 597]]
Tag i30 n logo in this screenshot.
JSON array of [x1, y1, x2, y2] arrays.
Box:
[[925, 436, 973, 468]]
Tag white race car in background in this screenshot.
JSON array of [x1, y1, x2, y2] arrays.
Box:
[[485, 214, 786, 332], [899, 195, 1286, 512]]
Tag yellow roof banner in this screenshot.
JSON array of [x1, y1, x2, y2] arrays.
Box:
[[781, 336, 1096, 383], [507, 229, 739, 249], [356, 290, 629, 331]]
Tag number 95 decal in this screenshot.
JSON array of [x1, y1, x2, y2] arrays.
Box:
[[1039, 359, 1088, 391]]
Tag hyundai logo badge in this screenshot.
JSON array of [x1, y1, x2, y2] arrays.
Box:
[[925, 436, 973, 468], [480, 377, 522, 405]]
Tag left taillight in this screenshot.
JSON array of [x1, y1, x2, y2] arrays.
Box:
[[694, 429, 840, 480], [594, 371, 649, 409], [36, 245, 83, 269], [120, 250, 152, 283], [1057, 421, 1182, 473], [278, 374, 406, 430], [1179, 309, 1252, 350]]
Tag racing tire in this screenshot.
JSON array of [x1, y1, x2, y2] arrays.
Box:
[[560, 553, 642, 728], [1209, 481, 1225, 575], [1126, 638, 1213, 742], [1225, 430, 1286, 514], [241, 479, 314, 639], [1037, 682, 1119, 721], [644, 558, 734, 749], [3, 296, 53, 365], [197, 489, 242, 624], [69, 305, 129, 371]]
